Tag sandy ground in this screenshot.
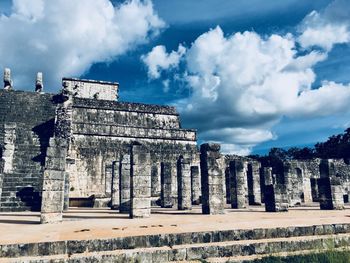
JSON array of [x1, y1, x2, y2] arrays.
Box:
[[0, 204, 350, 245]]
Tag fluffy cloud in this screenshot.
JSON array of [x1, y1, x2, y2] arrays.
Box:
[[0, 0, 164, 91], [141, 44, 186, 79], [298, 0, 350, 50], [143, 4, 350, 154]]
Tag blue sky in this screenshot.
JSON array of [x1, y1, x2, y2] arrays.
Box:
[[0, 0, 349, 155]]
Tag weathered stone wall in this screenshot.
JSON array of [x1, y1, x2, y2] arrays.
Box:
[[0, 90, 56, 211], [62, 78, 119, 101], [68, 97, 197, 201]]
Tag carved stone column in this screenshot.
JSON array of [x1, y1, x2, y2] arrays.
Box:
[[177, 155, 192, 210], [191, 165, 201, 205], [161, 162, 173, 208], [40, 138, 67, 223], [229, 159, 249, 209], [200, 143, 225, 215], [130, 143, 151, 218]]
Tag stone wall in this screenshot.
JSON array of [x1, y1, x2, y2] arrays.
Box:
[[68, 97, 198, 201], [0, 90, 56, 211], [62, 78, 119, 101]]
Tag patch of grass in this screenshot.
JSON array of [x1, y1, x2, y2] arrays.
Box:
[[246, 250, 350, 263]]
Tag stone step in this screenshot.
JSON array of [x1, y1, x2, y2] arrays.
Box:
[[0, 223, 349, 261], [0, 233, 349, 262]]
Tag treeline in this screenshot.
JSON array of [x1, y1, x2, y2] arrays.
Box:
[[249, 127, 350, 163]]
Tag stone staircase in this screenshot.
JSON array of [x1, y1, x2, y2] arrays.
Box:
[[0, 223, 349, 262], [0, 125, 47, 212]]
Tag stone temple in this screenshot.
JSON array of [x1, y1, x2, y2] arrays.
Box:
[[1, 68, 350, 222], [2, 69, 350, 261]]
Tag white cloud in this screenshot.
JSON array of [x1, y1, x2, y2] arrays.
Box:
[[0, 0, 165, 91], [141, 44, 186, 79], [146, 23, 350, 155], [298, 0, 350, 50]]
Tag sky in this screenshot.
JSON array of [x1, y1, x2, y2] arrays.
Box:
[[0, 0, 349, 155]]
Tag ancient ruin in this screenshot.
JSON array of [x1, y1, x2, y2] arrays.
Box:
[[1, 69, 350, 218], [1, 69, 350, 262]]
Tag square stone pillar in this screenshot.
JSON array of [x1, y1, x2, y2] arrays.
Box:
[[63, 172, 70, 211], [151, 162, 161, 198], [303, 177, 313, 204], [177, 156, 192, 210], [130, 143, 151, 218], [111, 161, 120, 210], [191, 166, 201, 205], [200, 143, 225, 215], [318, 159, 344, 210], [161, 162, 173, 208], [229, 160, 249, 209], [119, 153, 131, 213], [40, 138, 67, 224], [264, 184, 289, 212], [247, 161, 261, 205]]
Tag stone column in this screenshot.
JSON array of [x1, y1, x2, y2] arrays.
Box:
[[40, 138, 67, 223], [130, 143, 151, 218], [303, 177, 313, 204], [247, 161, 262, 205], [200, 143, 225, 215], [171, 161, 178, 207], [177, 156, 192, 210], [119, 153, 131, 213], [229, 159, 249, 209], [151, 162, 161, 198], [218, 156, 227, 205], [318, 159, 344, 210], [0, 160, 4, 202], [191, 166, 201, 205], [63, 172, 70, 211], [111, 161, 120, 210], [161, 162, 173, 208], [263, 167, 273, 186], [264, 184, 289, 212], [2, 123, 16, 173]]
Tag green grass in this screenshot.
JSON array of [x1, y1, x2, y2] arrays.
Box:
[[246, 250, 350, 263]]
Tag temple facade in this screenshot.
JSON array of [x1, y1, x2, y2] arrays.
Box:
[[1, 69, 350, 224]]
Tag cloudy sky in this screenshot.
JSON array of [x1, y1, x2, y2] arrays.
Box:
[[1, 0, 349, 155]]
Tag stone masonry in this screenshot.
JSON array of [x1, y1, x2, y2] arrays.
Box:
[[3, 69, 350, 218], [200, 143, 224, 215], [190, 165, 201, 205], [177, 155, 192, 210], [111, 160, 120, 210], [229, 159, 249, 209], [160, 162, 173, 208], [318, 159, 345, 210], [130, 143, 151, 218], [40, 138, 67, 223], [119, 153, 131, 213], [247, 161, 261, 205]]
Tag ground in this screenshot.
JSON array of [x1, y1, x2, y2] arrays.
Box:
[[1, 204, 350, 245]]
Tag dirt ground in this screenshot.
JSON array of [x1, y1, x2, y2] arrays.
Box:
[[0, 204, 350, 245]]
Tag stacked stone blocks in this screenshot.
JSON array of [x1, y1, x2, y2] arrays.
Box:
[[177, 155, 192, 210], [200, 143, 225, 215], [40, 138, 67, 223], [229, 159, 249, 209], [160, 162, 173, 208], [130, 143, 151, 218]]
